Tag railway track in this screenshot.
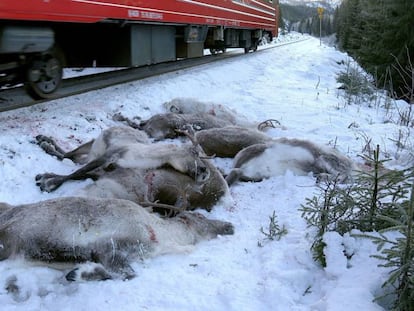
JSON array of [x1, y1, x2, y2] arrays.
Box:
[[0, 39, 307, 113], [0, 50, 246, 112]]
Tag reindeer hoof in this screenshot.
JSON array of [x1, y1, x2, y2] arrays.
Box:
[[35, 173, 62, 192], [35, 134, 51, 143], [66, 263, 112, 282]]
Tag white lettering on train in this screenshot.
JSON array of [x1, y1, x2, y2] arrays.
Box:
[[128, 10, 163, 20], [128, 10, 140, 18], [140, 11, 163, 20]]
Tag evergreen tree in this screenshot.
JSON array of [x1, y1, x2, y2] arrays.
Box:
[[335, 0, 414, 100], [300, 145, 412, 267], [366, 180, 414, 311]]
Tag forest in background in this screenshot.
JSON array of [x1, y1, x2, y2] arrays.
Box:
[[280, 0, 414, 102]]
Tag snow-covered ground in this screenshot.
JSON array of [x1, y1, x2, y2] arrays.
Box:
[[0, 33, 411, 310]]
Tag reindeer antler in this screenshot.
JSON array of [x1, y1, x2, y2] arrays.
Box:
[[257, 119, 282, 131], [140, 200, 185, 217], [175, 125, 215, 159], [175, 125, 212, 183], [175, 125, 198, 146]]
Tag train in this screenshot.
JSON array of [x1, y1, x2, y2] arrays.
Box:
[[0, 0, 279, 99]]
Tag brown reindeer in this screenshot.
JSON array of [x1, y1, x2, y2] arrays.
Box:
[[0, 197, 234, 281], [75, 162, 231, 212], [194, 126, 272, 157]]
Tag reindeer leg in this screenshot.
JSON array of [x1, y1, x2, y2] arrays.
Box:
[[225, 168, 244, 186], [35, 157, 107, 192], [67, 241, 138, 281], [66, 254, 135, 282], [99, 252, 136, 280], [36, 135, 94, 164], [36, 135, 67, 160], [64, 140, 94, 164]]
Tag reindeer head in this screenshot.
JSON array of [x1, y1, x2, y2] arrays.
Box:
[[139, 113, 183, 140], [176, 125, 214, 184], [177, 212, 234, 238], [175, 145, 210, 184]]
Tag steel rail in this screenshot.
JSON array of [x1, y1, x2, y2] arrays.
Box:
[[0, 39, 308, 113]]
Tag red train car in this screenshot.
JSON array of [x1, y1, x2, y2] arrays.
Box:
[[0, 0, 279, 98]]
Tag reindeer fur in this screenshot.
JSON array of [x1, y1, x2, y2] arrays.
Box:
[[226, 138, 356, 185], [139, 112, 233, 140], [195, 126, 272, 157], [0, 197, 234, 281], [36, 126, 149, 164], [36, 127, 210, 192], [163, 97, 251, 127], [76, 161, 231, 212]]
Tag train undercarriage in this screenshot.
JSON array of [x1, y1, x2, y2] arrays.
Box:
[[0, 21, 271, 99]]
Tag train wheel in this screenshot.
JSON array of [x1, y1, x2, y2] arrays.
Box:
[[210, 48, 226, 55], [25, 52, 63, 99], [210, 48, 219, 55]]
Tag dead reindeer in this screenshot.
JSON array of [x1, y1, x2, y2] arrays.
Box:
[[137, 112, 233, 140], [163, 97, 251, 126], [163, 97, 286, 131], [112, 114, 281, 158], [142, 127, 233, 212], [36, 126, 150, 165], [113, 100, 283, 141], [76, 160, 232, 212], [0, 197, 234, 281], [138, 128, 232, 212], [195, 126, 272, 158], [225, 138, 356, 186], [140, 161, 231, 212], [35, 126, 210, 192], [35, 126, 231, 212]]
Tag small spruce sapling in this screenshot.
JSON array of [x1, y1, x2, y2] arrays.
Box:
[[258, 210, 287, 247], [300, 145, 410, 267], [362, 175, 414, 311]]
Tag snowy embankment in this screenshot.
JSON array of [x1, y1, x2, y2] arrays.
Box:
[[0, 33, 410, 310]]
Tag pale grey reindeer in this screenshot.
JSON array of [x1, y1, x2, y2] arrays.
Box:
[[37, 125, 150, 164], [114, 98, 281, 141], [0, 197, 234, 282], [225, 138, 356, 185], [163, 97, 252, 127], [36, 126, 232, 211], [35, 126, 210, 193]]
